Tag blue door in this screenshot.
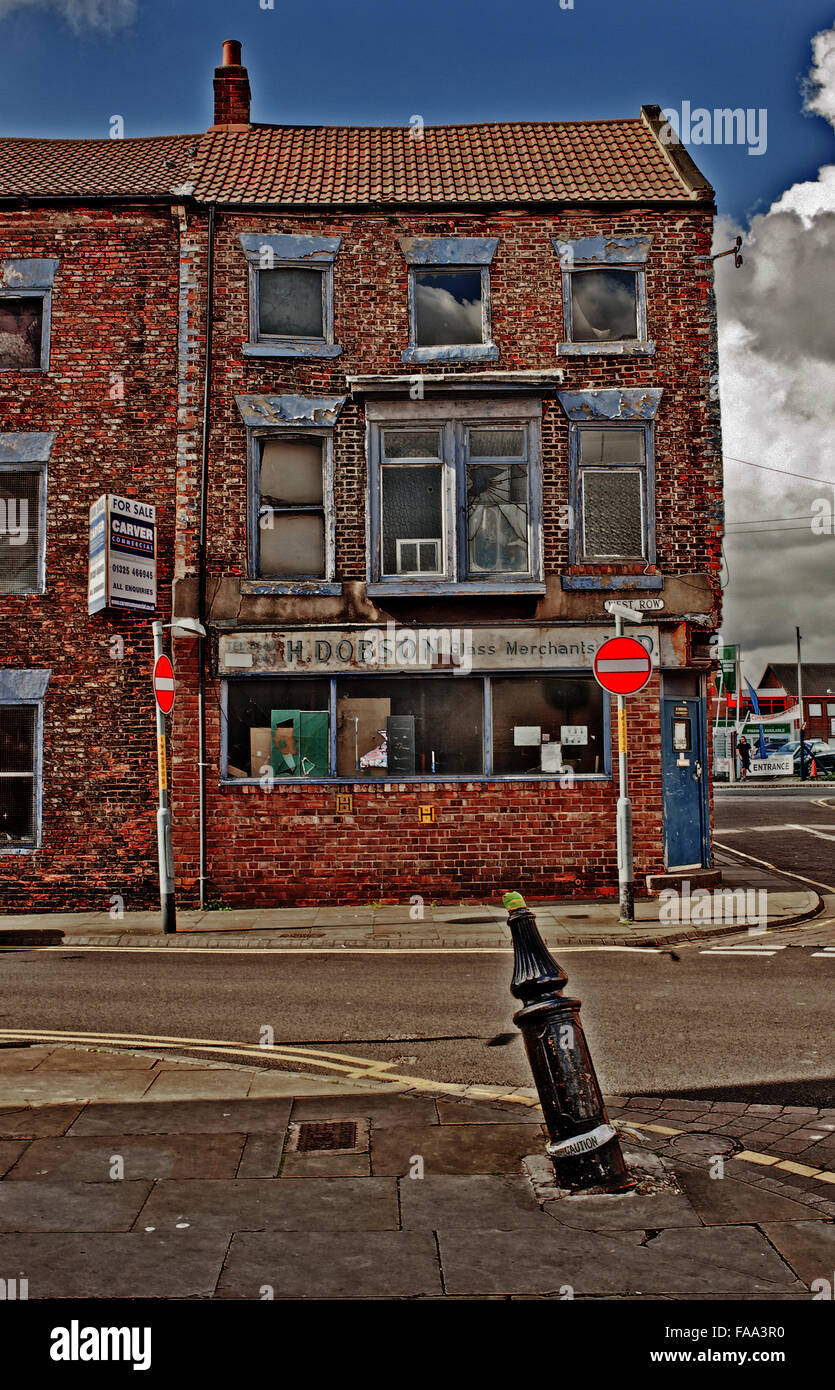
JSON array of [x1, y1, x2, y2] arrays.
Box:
[[661, 697, 707, 869]]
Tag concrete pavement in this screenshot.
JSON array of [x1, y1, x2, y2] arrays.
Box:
[[0, 1044, 833, 1300]]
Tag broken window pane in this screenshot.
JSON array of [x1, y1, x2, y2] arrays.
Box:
[[0, 470, 41, 593], [491, 677, 605, 776], [382, 430, 441, 459], [467, 465, 529, 573], [579, 429, 645, 465], [570, 269, 638, 341], [0, 705, 35, 842], [468, 429, 525, 458], [260, 512, 325, 577], [581, 469, 644, 558], [260, 440, 323, 505], [0, 296, 43, 368], [414, 269, 483, 346], [258, 268, 324, 338], [381, 465, 443, 575], [337, 677, 483, 777]]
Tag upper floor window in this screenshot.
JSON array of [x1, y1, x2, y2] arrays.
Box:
[[0, 259, 59, 372], [236, 393, 345, 595], [367, 399, 543, 595], [238, 234, 342, 359], [0, 432, 54, 595], [553, 236, 653, 356], [399, 237, 499, 366]]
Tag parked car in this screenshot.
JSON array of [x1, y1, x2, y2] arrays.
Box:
[[773, 740, 835, 772]]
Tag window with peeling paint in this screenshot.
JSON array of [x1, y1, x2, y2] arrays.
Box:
[[577, 428, 647, 560], [0, 704, 36, 844], [0, 468, 44, 593], [414, 269, 484, 347], [256, 438, 327, 578], [569, 269, 638, 342], [258, 268, 325, 340], [0, 296, 43, 369]]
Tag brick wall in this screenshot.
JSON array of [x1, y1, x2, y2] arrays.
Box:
[[0, 205, 179, 911]]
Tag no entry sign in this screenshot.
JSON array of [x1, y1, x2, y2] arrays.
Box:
[[153, 654, 175, 714], [593, 636, 652, 696]]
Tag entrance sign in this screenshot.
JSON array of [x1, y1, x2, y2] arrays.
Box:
[[593, 637, 653, 695], [153, 654, 175, 715], [88, 494, 157, 614]]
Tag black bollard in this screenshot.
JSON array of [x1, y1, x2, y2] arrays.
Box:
[[503, 891, 636, 1193]]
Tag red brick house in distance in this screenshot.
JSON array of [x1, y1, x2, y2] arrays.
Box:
[[0, 41, 723, 911]]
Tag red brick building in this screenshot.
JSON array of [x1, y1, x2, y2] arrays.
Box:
[[0, 41, 723, 911]]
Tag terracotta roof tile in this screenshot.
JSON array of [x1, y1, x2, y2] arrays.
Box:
[[0, 116, 710, 204]]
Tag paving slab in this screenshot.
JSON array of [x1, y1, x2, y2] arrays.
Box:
[[371, 1122, 544, 1176], [0, 1230, 231, 1298], [143, 1069, 255, 1100], [136, 1176, 397, 1233], [0, 1179, 152, 1232], [67, 1098, 293, 1136], [280, 1151, 371, 1178], [543, 1192, 702, 1231], [0, 1073, 155, 1105], [0, 1046, 59, 1071], [761, 1220, 835, 1285], [247, 1070, 398, 1098], [438, 1220, 805, 1297], [676, 1164, 829, 1225], [0, 1105, 82, 1138], [0, 1139, 28, 1177], [29, 1049, 159, 1072], [5, 1133, 245, 1182], [436, 1097, 543, 1126], [289, 1093, 438, 1127], [216, 1230, 442, 1299], [399, 1174, 544, 1229]]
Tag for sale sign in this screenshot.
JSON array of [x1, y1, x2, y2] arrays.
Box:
[[87, 495, 157, 614]]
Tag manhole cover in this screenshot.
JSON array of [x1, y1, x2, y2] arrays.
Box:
[[295, 1121, 358, 1152], [671, 1132, 739, 1158]]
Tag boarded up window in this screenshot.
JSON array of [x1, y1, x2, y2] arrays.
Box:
[[258, 440, 325, 578], [581, 470, 644, 558], [0, 705, 36, 843], [570, 269, 637, 342], [258, 268, 324, 339], [0, 296, 43, 369], [0, 469, 42, 593]]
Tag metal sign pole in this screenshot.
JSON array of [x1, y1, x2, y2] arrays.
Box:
[[152, 621, 176, 934], [613, 615, 634, 925]]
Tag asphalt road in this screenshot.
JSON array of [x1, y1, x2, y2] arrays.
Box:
[[2, 941, 834, 1105], [714, 787, 835, 891]]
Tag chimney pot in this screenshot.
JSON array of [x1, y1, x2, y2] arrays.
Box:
[[222, 39, 241, 67]]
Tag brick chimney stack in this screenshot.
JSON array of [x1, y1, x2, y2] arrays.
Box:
[[212, 39, 251, 129]]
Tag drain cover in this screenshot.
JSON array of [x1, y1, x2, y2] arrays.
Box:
[[296, 1121, 358, 1152]]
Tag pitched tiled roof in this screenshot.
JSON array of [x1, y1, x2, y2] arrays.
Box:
[[0, 134, 201, 198], [761, 664, 835, 696], [0, 115, 710, 204]]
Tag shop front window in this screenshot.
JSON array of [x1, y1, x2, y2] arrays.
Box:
[[223, 672, 607, 782]]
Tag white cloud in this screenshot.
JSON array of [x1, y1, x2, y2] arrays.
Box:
[[0, 0, 137, 32], [714, 22, 835, 685]]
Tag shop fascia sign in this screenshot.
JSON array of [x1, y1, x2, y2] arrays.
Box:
[[219, 624, 660, 677], [88, 494, 157, 614]]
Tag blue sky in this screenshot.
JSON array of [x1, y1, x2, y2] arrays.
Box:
[[1, 0, 833, 223]]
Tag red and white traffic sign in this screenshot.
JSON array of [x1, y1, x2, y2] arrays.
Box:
[[153, 654, 175, 714], [593, 636, 652, 696]]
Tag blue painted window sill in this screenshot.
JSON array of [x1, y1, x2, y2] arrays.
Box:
[[243, 342, 343, 360], [557, 341, 655, 357], [561, 574, 664, 591], [241, 580, 343, 596], [367, 580, 546, 597], [401, 343, 499, 366]]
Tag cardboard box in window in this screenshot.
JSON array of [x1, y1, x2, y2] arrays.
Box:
[[249, 726, 272, 779]]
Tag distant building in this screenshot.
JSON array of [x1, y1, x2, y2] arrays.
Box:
[[759, 664, 835, 743], [0, 41, 724, 910]]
